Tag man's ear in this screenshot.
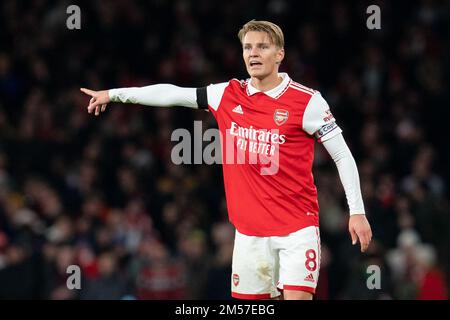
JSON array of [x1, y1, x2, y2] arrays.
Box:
[[277, 48, 285, 64]]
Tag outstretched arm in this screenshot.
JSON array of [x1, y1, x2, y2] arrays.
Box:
[[80, 84, 199, 116], [322, 133, 372, 252]]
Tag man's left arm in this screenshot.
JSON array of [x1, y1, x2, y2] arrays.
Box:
[[302, 92, 372, 252], [322, 133, 372, 252]]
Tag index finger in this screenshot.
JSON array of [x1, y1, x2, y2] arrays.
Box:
[[80, 88, 95, 96]]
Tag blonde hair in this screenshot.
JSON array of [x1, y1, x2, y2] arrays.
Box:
[[238, 20, 285, 48]]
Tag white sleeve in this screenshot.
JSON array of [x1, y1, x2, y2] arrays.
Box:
[[206, 82, 229, 111], [108, 84, 198, 108], [302, 92, 342, 143], [322, 133, 366, 215]]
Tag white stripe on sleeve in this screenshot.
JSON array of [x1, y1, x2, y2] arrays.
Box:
[[302, 92, 342, 143], [206, 82, 229, 111]]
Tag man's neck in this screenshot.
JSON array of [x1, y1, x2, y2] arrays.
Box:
[[250, 72, 283, 92]]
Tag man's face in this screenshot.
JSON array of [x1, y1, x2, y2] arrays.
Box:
[[242, 31, 284, 79]]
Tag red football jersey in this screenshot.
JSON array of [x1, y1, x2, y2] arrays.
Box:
[[203, 73, 342, 236]]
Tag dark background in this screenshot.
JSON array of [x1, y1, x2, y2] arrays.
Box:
[[0, 0, 448, 299]]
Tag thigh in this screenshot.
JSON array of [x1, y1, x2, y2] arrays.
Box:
[[231, 230, 281, 299], [275, 226, 321, 295]]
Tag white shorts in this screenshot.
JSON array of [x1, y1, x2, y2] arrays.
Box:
[[231, 226, 321, 299]]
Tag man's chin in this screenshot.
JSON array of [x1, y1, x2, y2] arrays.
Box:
[[248, 70, 268, 78]]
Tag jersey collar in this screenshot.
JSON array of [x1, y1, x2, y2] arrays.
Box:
[[246, 73, 291, 99]]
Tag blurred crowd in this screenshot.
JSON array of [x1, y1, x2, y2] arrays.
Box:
[[0, 0, 449, 299]]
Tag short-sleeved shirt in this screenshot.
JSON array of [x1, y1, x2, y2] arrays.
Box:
[[197, 73, 342, 236]]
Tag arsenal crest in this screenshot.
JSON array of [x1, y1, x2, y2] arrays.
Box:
[[232, 273, 240, 286], [274, 109, 289, 126]]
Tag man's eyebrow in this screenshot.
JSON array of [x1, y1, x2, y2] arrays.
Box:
[[243, 42, 272, 46]]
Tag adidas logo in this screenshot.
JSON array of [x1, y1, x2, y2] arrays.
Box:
[[304, 273, 315, 282], [232, 105, 244, 114]]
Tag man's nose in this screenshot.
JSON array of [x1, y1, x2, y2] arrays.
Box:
[[250, 47, 260, 56]]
